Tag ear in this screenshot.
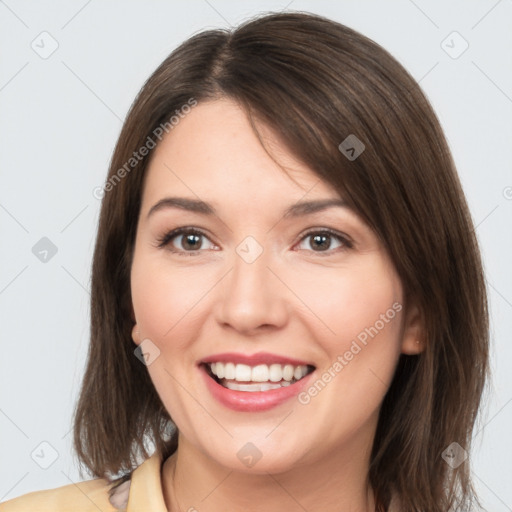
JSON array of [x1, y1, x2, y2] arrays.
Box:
[[400, 303, 425, 355], [132, 323, 141, 346], [130, 301, 136, 324]]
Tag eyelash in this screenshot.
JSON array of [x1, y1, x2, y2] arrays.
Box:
[[155, 227, 353, 257]]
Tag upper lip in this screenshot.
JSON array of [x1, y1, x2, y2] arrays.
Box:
[[199, 352, 314, 367]]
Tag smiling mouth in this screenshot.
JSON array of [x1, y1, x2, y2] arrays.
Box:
[[203, 362, 316, 392]]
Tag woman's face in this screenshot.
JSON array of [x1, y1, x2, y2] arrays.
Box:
[[130, 98, 421, 474]]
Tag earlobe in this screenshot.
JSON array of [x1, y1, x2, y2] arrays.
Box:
[[132, 324, 141, 346], [402, 338, 424, 355], [400, 303, 425, 355]]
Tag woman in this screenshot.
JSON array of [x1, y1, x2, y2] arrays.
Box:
[[0, 11, 489, 512]]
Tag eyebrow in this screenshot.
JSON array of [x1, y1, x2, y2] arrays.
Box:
[[146, 196, 349, 220]]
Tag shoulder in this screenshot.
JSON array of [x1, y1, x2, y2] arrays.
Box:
[[0, 476, 120, 512], [0, 452, 166, 512]]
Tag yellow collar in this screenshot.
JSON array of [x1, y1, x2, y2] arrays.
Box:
[[108, 451, 168, 511]]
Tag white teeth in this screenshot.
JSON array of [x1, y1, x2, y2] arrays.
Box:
[[235, 364, 252, 382], [224, 362, 235, 380], [215, 362, 225, 379], [283, 364, 294, 382], [251, 364, 269, 382], [269, 364, 283, 382], [208, 361, 311, 386], [224, 381, 283, 392]]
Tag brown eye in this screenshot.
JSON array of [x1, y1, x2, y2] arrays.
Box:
[[156, 228, 215, 255], [296, 229, 352, 253], [176, 232, 203, 251]]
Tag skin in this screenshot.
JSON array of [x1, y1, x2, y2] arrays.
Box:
[[130, 98, 423, 512]]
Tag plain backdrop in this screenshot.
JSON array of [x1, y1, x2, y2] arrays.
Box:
[[1, 0, 511, 509]]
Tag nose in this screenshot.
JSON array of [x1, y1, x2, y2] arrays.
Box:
[[214, 246, 289, 335]]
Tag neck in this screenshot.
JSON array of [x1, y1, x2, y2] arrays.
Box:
[[161, 433, 376, 512]]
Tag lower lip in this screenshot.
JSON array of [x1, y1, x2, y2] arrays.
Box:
[[200, 365, 314, 412]]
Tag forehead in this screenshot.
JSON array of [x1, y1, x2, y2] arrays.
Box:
[[141, 98, 341, 208]]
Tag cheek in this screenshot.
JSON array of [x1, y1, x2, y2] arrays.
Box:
[[296, 265, 403, 433], [131, 254, 208, 345], [130, 254, 203, 425], [290, 258, 403, 349]]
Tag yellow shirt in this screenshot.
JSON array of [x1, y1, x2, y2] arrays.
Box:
[[1, 452, 401, 511], [0, 451, 167, 512]]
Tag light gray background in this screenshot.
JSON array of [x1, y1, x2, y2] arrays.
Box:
[[1, 0, 511, 509]]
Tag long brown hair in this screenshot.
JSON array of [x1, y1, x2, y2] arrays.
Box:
[[73, 11, 489, 511]]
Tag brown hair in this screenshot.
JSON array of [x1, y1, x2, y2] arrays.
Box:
[[73, 11, 489, 511]]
